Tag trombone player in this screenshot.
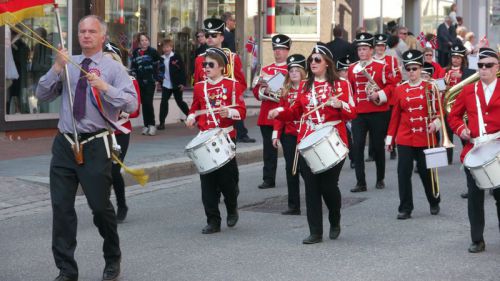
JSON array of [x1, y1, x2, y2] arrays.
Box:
[[448, 47, 500, 253], [385, 50, 442, 220]]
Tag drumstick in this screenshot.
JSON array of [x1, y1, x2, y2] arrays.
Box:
[[292, 117, 305, 176], [302, 93, 343, 118], [193, 104, 238, 117]]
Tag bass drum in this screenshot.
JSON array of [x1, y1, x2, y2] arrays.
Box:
[[463, 139, 500, 189], [297, 125, 348, 174]]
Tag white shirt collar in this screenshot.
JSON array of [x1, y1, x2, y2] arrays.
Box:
[[163, 52, 174, 59], [207, 76, 224, 85], [275, 61, 287, 67], [314, 77, 326, 82], [482, 79, 497, 105]]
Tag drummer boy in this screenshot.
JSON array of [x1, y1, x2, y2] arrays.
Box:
[[447, 47, 500, 253], [186, 47, 246, 234]]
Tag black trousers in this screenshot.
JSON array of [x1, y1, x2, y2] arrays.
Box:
[[346, 125, 354, 161], [352, 111, 389, 185], [159, 87, 189, 124], [281, 133, 300, 210], [396, 145, 441, 214], [260, 125, 278, 184], [200, 158, 239, 226], [50, 133, 120, 278], [299, 157, 344, 235], [112, 133, 130, 209], [235, 120, 249, 139], [465, 169, 500, 243], [139, 80, 156, 127]]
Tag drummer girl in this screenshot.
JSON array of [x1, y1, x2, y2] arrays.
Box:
[[268, 43, 357, 244], [271, 54, 307, 216], [186, 47, 246, 234]]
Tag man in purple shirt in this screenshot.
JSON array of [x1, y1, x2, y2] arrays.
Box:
[[36, 15, 137, 281]]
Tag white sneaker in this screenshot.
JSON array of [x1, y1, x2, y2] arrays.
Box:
[[148, 125, 156, 136], [141, 127, 149, 135]]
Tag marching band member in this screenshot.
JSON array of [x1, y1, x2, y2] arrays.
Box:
[[253, 34, 291, 189], [272, 54, 307, 215], [348, 33, 398, 192], [268, 43, 357, 244], [448, 48, 500, 253], [385, 50, 441, 220], [421, 62, 435, 81], [186, 47, 246, 234]]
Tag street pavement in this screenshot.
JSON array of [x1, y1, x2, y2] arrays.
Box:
[[1, 117, 500, 280]]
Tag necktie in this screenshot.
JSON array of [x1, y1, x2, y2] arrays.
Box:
[[73, 58, 92, 120]]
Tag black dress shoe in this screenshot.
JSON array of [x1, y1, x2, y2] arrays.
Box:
[[237, 136, 256, 143], [397, 212, 411, 220], [53, 274, 78, 281], [102, 260, 120, 281], [116, 206, 128, 223], [460, 192, 468, 199], [302, 234, 322, 244], [201, 224, 221, 234], [375, 180, 385, 189], [468, 241, 485, 253], [156, 124, 165, 130], [258, 182, 275, 189], [350, 184, 367, 193], [329, 225, 341, 240], [430, 205, 440, 215], [227, 211, 239, 227], [281, 209, 301, 215], [365, 156, 374, 162]]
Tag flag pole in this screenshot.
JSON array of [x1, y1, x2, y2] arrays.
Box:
[[54, 3, 81, 156]]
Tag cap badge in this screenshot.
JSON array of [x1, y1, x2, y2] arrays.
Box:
[[276, 38, 281, 43], [407, 52, 413, 59], [454, 46, 458, 50], [360, 35, 365, 40], [208, 22, 212, 28], [290, 57, 295, 61], [379, 36, 383, 40], [346, 59, 350, 63]]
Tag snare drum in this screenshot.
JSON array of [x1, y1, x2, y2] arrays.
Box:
[[463, 139, 500, 189], [185, 128, 236, 174], [297, 126, 348, 174]]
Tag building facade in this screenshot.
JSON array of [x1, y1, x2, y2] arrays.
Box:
[[0, 0, 498, 136]]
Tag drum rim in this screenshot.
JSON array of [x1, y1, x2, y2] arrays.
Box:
[[185, 128, 225, 151], [463, 140, 500, 168], [297, 125, 335, 150]]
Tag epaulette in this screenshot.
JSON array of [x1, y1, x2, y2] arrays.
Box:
[[222, 77, 238, 83]]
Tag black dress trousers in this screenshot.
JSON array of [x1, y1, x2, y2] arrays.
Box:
[[281, 133, 300, 210], [260, 125, 278, 185], [50, 133, 120, 278], [299, 157, 344, 235]]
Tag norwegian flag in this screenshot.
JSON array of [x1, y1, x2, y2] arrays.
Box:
[[245, 36, 257, 55], [417, 32, 426, 48], [429, 36, 439, 50]]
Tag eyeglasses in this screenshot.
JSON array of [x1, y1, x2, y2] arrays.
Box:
[[308, 56, 323, 64], [425, 54, 433, 57], [477, 62, 498, 69], [405, 67, 419, 72], [204, 33, 219, 39], [399, 32, 408, 35], [202, 62, 216, 68]]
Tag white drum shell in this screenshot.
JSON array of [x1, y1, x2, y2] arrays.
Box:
[[424, 147, 448, 169], [185, 129, 235, 174], [464, 140, 500, 189], [297, 126, 348, 174]]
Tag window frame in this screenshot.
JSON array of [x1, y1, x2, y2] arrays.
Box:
[[264, 0, 321, 39]]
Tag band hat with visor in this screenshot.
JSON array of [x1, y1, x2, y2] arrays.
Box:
[[450, 44, 467, 57], [478, 47, 499, 60], [287, 54, 306, 70], [203, 18, 225, 34], [311, 42, 334, 61], [422, 62, 435, 76], [374, 34, 388, 46], [272, 34, 291, 50], [205, 47, 229, 65], [355, 32, 374, 48], [402, 50, 424, 67], [336, 56, 352, 71]]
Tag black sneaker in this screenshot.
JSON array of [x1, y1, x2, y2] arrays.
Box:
[[350, 184, 367, 193], [302, 234, 322, 244], [397, 212, 411, 220], [258, 182, 275, 189], [202, 224, 221, 234], [116, 206, 128, 223], [157, 124, 165, 130], [237, 136, 256, 143]]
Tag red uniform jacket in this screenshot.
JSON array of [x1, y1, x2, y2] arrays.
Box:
[[448, 79, 500, 162], [188, 77, 246, 139], [376, 55, 403, 105], [275, 79, 357, 145], [116, 77, 141, 135], [253, 63, 288, 126], [193, 51, 247, 90], [444, 67, 463, 88], [386, 80, 441, 147], [431, 61, 445, 79], [272, 86, 300, 139], [347, 59, 398, 113]]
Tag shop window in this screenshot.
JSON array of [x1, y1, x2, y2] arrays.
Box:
[[363, 0, 402, 34], [421, 0, 453, 34], [207, 0, 235, 18], [4, 1, 69, 119], [265, 0, 319, 37], [488, 0, 500, 48]]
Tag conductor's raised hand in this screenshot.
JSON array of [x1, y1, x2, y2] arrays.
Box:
[[87, 73, 109, 92]]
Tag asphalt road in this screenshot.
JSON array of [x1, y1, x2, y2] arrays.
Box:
[[1, 156, 499, 281]]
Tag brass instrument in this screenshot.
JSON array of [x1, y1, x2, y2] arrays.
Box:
[[444, 71, 500, 113], [352, 62, 382, 105]]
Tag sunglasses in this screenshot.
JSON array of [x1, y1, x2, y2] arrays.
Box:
[[405, 67, 419, 72], [202, 62, 216, 68], [477, 62, 498, 69], [204, 33, 219, 39], [308, 56, 323, 63]]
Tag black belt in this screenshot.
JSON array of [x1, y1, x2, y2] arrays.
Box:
[[61, 129, 108, 141]]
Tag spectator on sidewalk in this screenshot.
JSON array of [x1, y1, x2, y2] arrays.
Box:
[[437, 16, 457, 67], [131, 32, 164, 136], [326, 24, 357, 63], [158, 38, 189, 130], [221, 12, 236, 52], [396, 27, 409, 59], [449, 3, 458, 26]]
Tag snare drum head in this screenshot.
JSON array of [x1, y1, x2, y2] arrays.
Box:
[[464, 140, 500, 167], [186, 129, 222, 149], [298, 126, 334, 149]]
